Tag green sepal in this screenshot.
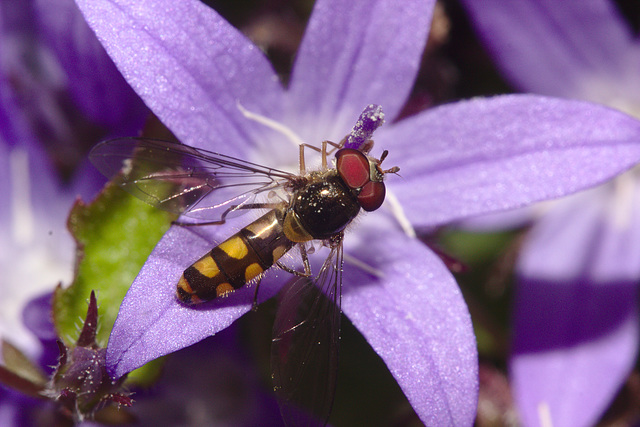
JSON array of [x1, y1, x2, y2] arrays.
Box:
[[52, 181, 176, 348]]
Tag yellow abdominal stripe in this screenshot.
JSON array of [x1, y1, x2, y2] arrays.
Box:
[[193, 256, 220, 278], [216, 282, 234, 297], [272, 245, 287, 262], [177, 276, 193, 293], [219, 236, 249, 259], [245, 262, 263, 282]]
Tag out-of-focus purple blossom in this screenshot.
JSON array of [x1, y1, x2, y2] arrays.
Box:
[[460, 0, 640, 425], [0, 134, 82, 362], [0, 0, 148, 171], [0, 0, 147, 361], [74, 0, 640, 424], [0, 0, 148, 423]]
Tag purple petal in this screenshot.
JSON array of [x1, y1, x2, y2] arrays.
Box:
[[511, 277, 638, 427], [511, 185, 640, 426], [22, 292, 60, 373], [0, 137, 9, 235], [0, 388, 43, 427], [518, 182, 640, 281], [74, 0, 285, 157], [457, 206, 535, 232], [22, 292, 56, 342], [342, 226, 478, 425], [286, 0, 433, 141], [69, 157, 107, 202], [34, 0, 147, 135], [381, 94, 640, 228], [460, 0, 638, 98], [106, 223, 287, 378]]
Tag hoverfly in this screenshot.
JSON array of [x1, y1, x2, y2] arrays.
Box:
[[89, 106, 397, 426]]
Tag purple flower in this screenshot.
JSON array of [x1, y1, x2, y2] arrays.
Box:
[[460, 0, 640, 425], [0, 0, 147, 169], [0, 0, 147, 363], [0, 1, 148, 424], [75, 0, 640, 424]]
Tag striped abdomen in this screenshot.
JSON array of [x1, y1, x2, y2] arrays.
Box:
[[176, 207, 295, 304]]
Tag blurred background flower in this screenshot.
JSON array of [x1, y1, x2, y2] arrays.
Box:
[[0, 0, 146, 423], [458, 0, 640, 425], [0, 0, 148, 354]]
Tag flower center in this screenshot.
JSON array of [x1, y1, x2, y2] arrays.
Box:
[[238, 104, 416, 238]]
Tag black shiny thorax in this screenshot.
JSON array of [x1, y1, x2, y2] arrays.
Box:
[[289, 169, 360, 240]]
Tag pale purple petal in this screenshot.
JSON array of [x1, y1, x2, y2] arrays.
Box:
[[0, 136, 76, 360], [343, 226, 477, 425], [460, 0, 639, 97], [381, 95, 640, 228], [0, 136, 9, 243], [518, 182, 640, 281], [457, 206, 535, 232], [511, 184, 640, 426], [511, 277, 638, 427], [286, 0, 433, 141], [106, 223, 288, 378], [74, 0, 285, 157], [22, 292, 60, 372]]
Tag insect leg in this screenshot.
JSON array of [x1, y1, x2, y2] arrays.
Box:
[[275, 244, 312, 277], [252, 275, 263, 311], [298, 144, 307, 175], [321, 140, 328, 170], [299, 243, 312, 276], [298, 140, 342, 172], [323, 139, 344, 155], [173, 202, 284, 227]]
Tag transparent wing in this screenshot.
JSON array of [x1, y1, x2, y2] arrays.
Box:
[[271, 241, 343, 427], [89, 137, 296, 220]]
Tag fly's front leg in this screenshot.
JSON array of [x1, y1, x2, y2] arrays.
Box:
[[299, 144, 307, 175], [322, 139, 344, 158], [321, 140, 345, 168], [299, 244, 312, 276], [173, 202, 284, 227], [298, 140, 343, 172], [276, 244, 312, 277]]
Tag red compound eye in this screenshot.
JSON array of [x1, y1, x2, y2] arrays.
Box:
[[336, 148, 370, 190], [357, 181, 386, 212]]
